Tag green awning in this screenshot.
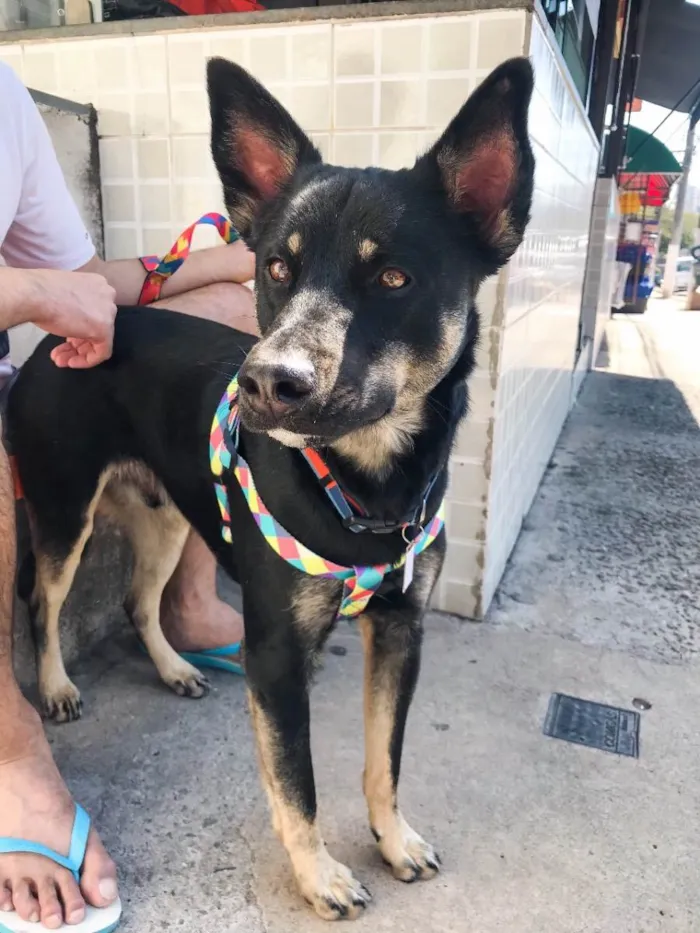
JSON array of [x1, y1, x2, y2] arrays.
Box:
[[624, 125, 683, 175]]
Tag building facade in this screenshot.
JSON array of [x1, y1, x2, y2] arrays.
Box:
[[0, 0, 626, 618]]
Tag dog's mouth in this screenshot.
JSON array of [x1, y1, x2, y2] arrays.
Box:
[[238, 397, 394, 448], [236, 351, 397, 446]]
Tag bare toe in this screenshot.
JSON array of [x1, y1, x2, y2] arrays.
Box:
[[55, 869, 86, 925], [11, 879, 41, 923], [0, 881, 12, 912], [78, 830, 118, 909], [38, 879, 63, 929]]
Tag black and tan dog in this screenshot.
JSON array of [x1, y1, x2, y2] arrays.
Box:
[[7, 57, 534, 919]]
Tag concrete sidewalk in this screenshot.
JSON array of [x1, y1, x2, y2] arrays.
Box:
[[33, 299, 700, 932]]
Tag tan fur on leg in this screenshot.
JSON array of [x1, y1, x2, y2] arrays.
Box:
[[31, 472, 113, 722], [249, 691, 283, 839], [100, 479, 208, 698], [359, 615, 440, 882], [249, 691, 371, 920]]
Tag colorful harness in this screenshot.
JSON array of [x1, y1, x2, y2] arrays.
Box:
[[139, 212, 240, 305], [137, 211, 445, 618], [210, 377, 445, 619]]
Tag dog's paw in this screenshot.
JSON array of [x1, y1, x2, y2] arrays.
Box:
[[299, 850, 371, 921], [163, 661, 210, 699], [42, 681, 83, 724], [375, 816, 441, 883]]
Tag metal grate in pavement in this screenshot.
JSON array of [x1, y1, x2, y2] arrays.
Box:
[[543, 693, 640, 758]]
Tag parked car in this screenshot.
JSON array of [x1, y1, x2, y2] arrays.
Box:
[[655, 256, 694, 292]]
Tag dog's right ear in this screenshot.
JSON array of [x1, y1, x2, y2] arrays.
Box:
[[207, 58, 321, 239]]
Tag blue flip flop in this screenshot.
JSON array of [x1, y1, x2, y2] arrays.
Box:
[[138, 641, 244, 676], [178, 642, 244, 676], [0, 804, 122, 933]]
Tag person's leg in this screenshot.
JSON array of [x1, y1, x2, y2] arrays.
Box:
[[151, 281, 258, 335], [150, 281, 256, 655], [0, 444, 119, 928], [160, 530, 244, 652]]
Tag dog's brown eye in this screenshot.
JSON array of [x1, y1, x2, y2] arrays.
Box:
[[268, 258, 291, 284], [378, 268, 409, 290]]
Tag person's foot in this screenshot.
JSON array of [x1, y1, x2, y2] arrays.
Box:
[[160, 530, 244, 655], [160, 590, 244, 654], [0, 697, 118, 928]]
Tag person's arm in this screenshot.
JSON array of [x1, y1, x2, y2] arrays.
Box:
[[0, 66, 116, 368], [0, 267, 49, 331], [79, 240, 255, 306], [0, 266, 117, 369]]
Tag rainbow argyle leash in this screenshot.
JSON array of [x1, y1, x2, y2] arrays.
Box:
[[210, 376, 445, 619], [139, 212, 240, 305]]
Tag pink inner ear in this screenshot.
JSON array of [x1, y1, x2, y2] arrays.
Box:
[[453, 131, 517, 223], [237, 125, 293, 200]]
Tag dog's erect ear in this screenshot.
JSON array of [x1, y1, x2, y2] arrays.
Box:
[[413, 57, 535, 268], [207, 57, 321, 238]]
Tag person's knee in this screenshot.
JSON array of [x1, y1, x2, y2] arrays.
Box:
[[0, 440, 16, 524], [197, 282, 255, 320], [152, 281, 257, 333], [200, 281, 250, 302]]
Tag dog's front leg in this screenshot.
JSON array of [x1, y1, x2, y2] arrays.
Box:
[[359, 546, 444, 883], [245, 606, 371, 921]]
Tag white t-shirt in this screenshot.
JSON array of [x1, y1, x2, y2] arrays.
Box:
[[0, 62, 96, 376]]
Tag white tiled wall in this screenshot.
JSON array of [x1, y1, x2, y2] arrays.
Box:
[[0, 11, 525, 260], [570, 176, 619, 402], [588, 178, 620, 364], [480, 16, 600, 612], [0, 7, 604, 620]]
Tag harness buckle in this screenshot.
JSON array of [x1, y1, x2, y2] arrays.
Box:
[[342, 515, 404, 535]]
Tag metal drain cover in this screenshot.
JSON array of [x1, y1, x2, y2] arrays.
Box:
[[543, 693, 640, 758]]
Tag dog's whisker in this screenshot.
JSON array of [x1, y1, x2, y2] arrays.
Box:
[[201, 366, 240, 380], [425, 398, 450, 427]]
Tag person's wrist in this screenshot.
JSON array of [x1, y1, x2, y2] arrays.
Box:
[[20, 269, 55, 329], [0, 267, 49, 330]]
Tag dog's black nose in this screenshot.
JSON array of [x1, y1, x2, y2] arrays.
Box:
[[238, 361, 315, 419]]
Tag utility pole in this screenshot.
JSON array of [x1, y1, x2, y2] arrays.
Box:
[[662, 115, 696, 298]]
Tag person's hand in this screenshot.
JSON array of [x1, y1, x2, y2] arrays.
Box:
[[28, 268, 117, 369], [230, 240, 256, 283]]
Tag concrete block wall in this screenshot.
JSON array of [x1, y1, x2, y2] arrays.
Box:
[[0, 9, 528, 261], [479, 13, 601, 614], [587, 177, 620, 365]]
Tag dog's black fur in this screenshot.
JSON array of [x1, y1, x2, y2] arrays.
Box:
[[7, 57, 534, 919]]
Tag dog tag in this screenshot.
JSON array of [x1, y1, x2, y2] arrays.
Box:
[[402, 543, 416, 592]]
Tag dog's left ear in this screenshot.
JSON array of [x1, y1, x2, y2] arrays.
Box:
[[207, 57, 321, 238], [413, 57, 535, 269]]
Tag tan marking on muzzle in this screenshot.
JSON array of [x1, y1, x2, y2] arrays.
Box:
[[333, 402, 426, 479], [358, 238, 378, 261], [332, 313, 466, 478], [396, 316, 466, 401]]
